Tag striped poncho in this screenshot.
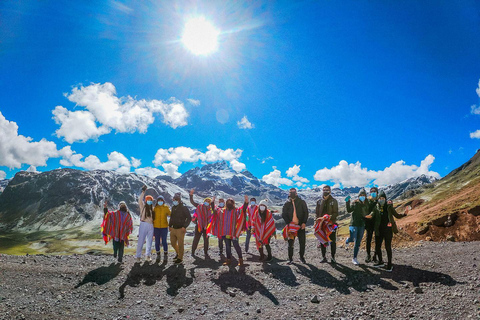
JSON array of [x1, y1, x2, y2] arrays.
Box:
[[101, 210, 133, 246], [282, 223, 301, 241], [314, 215, 337, 247], [194, 204, 212, 232], [246, 205, 258, 228], [207, 207, 223, 238], [252, 209, 276, 249], [218, 206, 246, 240]]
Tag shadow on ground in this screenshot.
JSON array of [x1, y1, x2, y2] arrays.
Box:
[[75, 263, 123, 288]]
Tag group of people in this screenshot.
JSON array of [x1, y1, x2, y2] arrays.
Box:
[[101, 184, 406, 272]]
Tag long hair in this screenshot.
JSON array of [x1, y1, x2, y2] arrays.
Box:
[[144, 203, 155, 220]]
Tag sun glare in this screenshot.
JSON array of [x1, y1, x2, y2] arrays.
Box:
[[182, 17, 219, 55]]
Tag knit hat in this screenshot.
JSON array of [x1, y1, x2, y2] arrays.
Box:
[[145, 195, 154, 201], [157, 196, 165, 202], [259, 199, 268, 207], [358, 188, 367, 196], [174, 192, 181, 200], [378, 190, 387, 200]]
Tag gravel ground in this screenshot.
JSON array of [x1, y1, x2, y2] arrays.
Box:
[[0, 240, 479, 320]]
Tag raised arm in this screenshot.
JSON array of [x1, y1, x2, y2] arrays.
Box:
[[189, 189, 200, 207], [346, 197, 354, 213], [242, 195, 249, 215]]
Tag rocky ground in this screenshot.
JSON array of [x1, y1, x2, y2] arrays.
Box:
[[0, 240, 479, 320]]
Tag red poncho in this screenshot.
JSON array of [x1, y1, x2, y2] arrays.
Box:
[[252, 209, 276, 249], [101, 210, 133, 246], [207, 207, 223, 238], [219, 206, 246, 240], [246, 205, 258, 228], [314, 215, 337, 247], [282, 223, 300, 241], [195, 204, 212, 232]]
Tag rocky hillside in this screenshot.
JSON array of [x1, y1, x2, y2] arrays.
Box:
[[395, 150, 480, 241]]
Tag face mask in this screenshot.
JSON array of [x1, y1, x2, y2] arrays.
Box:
[[218, 202, 225, 208], [146, 200, 153, 205], [359, 196, 366, 202], [204, 202, 210, 206], [250, 201, 256, 206], [259, 205, 266, 211], [157, 201, 164, 206], [173, 200, 179, 206], [371, 192, 377, 198], [379, 199, 386, 206], [290, 192, 297, 198]]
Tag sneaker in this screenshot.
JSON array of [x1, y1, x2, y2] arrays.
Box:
[[373, 261, 385, 268], [174, 258, 183, 265], [365, 255, 372, 263], [145, 256, 152, 262], [352, 258, 359, 265], [383, 264, 393, 272], [287, 260, 293, 265], [135, 257, 141, 263], [300, 257, 306, 264], [330, 257, 336, 264], [320, 257, 328, 263]]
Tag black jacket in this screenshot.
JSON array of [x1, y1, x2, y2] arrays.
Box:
[[282, 196, 309, 225], [315, 195, 339, 224], [169, 201, 192, 229]]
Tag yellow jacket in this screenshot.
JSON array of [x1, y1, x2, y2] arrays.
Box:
[[153, 204, 171, 228]]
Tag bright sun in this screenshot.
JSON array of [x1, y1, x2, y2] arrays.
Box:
[[182, 17, 219, 55]]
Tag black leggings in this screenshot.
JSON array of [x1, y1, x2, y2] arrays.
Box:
[[288, 228, 306, 260], [375, 227, 393, 266], [113, 240, 125, 262], [192, 228, 209, 255], [365, 227, 376, 258], [320, 229, 337, 258], [223, 237, 242, 259]]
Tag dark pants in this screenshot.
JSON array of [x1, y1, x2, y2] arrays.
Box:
[[223, 236, 242, 260], [245, 226, 252, 252], [321, 229, 337, 258], [192, 228, 209, 255], [375, 227, 393, 266], [365, 225, 377, 259], [288, 228, 306, 261], [218, 237, 225, 254], [113, 240, 125, 262], [259, 237, 272, 259], [154, 227, 168, 253]]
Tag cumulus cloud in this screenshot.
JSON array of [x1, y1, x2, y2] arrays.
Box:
[[237, 115, 255, 129], [130, 157, 141, 168], [0, 170, 6, 180], [469, 80, 480, 138], [53, 82, 189, 143], [314, 155, 440, 187], [286, 164, 309, 186], [471, 105, 480, 115], [152, 144, 246, 178], [0, 112, 61, 169], [262, 168, 294, 187], [60, 147, 135, 173], [470, 130, 480, 139]]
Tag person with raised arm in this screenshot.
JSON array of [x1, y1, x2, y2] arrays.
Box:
[[208, 197, 226, 257], [135, 186, 155, 263], [189, 189, 213, 259]]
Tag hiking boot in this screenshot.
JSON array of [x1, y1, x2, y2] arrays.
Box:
[[238, 258, 244, 267], [265, 255, 273, 263], [365, 255, 372, 263], [135, 257, 141, 263], [174, 254, 178, 260], [259, 253, 265, 261], [352, 258, 359, 265], [205, 253, 211, 260], [330, 257, 336, 264], [300, 257, 306, 264], [372, 256, 378, 263], [373, 261, 385, 268], [320, 257, 328, 263], [174, 258, 183, 264], [223, 259, 231, 266], [383, 264, 393, 272]]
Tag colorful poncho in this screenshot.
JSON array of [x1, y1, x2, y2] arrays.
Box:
[[252, 209, 276, 249], [207, 207, 223, 238], [101, 210, 133, 246], [194, 204, 212, 232], [314, 215, 337, 247], [246, 205, 258, 228], [282, 223, 301, 240], [218, 206, 246, 239]]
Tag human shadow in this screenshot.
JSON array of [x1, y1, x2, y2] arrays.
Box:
[[75, 263, 123, 288], [164, 264, 194, 296], [295, 263, 351, 294], [262, 262, 300, 287], [191, 255, 222, 271], [118, 260, 167, 299], [379, 264, 460, 287], [211, 271, 279, 305], [333, 263, 398, 292]]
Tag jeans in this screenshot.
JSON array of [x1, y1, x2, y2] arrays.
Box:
[[154, 227, 168, 253], [136, 221, 154, 258], [346, 226, 365, 259], [223, 236, 242, 260], [287, 228, 306, 261], [113, 240, 125, 262], [245, 227, 252, 252], [192, 228, 209, 255]]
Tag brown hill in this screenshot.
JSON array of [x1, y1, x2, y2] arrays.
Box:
[[395, 150, 480, 242]]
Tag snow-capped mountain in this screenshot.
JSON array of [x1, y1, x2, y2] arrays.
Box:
[[382, 174, 438, 200], [0, 179, 9, 194]]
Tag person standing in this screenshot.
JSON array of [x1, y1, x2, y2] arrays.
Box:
[[244, 197, 258, 253], [315, 185, 338, 263], [189, 189, 213, 258], [282, 188, 309, 264], [102, 200, 133, 264], [365, 187, 379, 263], [208, 198, 226, 256], [136, 186, 155, 262], [169, 192, 192, 265], [345, 188, 369, 265], [252, 199, 276, 262], [367, 190, 407, 272], [153, 195, 171, 261]]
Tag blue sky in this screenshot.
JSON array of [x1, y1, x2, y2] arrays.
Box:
[[1, 0, 480, 189]]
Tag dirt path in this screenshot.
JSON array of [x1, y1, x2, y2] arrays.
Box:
[[0, 241, 479, 319]]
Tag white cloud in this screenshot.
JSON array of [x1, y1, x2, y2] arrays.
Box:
[[0, 112, 61, 169], [134, 167, 167, 179], [476, 79, 480, 97], [26, 166, 39, 173], [130, 157, 141, 168], [286, 164, 309, 185], [471, 105, 480, 115], [152, 144, 246, 177], [60, 147, 135, 173], [262, 168, 294, 187], [187, 99, 200, 106], [237, 115, 255, 129], [313, 155, 440, 187], [470, 129, 480, 139], [53, 82, 189, 143], [0, 170, 6, 180]]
